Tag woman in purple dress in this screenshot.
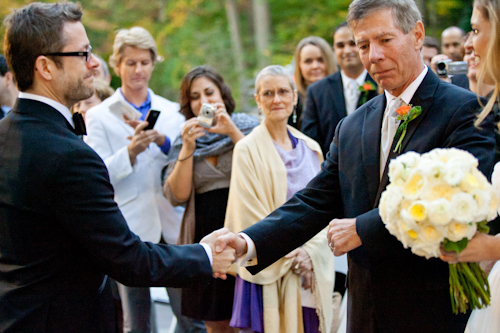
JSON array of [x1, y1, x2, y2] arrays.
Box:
[[224, 65, 335, 333]]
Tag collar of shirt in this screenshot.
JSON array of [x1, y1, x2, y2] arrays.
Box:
[[383, 66, 428, 115], [119, 88, 152, 120], [18, 92, 74, 127], [340, 69, 368, 92]]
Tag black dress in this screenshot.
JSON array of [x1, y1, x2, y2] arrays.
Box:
[[181, 188, 235, 321]]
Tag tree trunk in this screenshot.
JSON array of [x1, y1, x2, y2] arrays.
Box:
[[225, 0, 248, 111], [252, 0, 270, 69]]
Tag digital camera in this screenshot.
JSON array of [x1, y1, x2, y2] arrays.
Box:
[[436, 60, 468, 77], [197, 103, 216, 128]]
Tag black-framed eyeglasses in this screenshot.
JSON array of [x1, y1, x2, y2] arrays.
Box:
[[45, 46, 93, 63]]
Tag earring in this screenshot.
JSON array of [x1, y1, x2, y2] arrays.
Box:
[[292, 105, 297, 124]]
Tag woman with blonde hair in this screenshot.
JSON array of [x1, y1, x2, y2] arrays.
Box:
[[225, 65, 335, 333], [291, 36, 336, 129], [440, 1, 500, 331]]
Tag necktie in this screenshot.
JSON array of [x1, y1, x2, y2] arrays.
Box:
[[72, 112, 87, 136], [380, 97, 402, 177], [346, 81, 359, 115]]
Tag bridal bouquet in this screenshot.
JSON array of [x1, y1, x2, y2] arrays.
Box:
[[379, 148, 498, 314]]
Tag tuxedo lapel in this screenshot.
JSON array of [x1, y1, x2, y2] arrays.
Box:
[[361, 95, 386, 207], [331, 74, 347, 120], [374, 72, 437, 206]]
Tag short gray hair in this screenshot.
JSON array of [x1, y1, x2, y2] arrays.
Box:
[[347, 0, 422, 34], [94, 54, 110, 78], [255, 65, 296, 94], [109, 27, 163, 74]]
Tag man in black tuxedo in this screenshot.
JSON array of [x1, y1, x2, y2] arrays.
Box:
[[0, 55, 18, 118], [301, 21, 378, 157], [216, 0, 495, 332], [0, 3, 235, 332]]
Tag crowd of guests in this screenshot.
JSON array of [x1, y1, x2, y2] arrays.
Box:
[[0, 0, 500, 332]]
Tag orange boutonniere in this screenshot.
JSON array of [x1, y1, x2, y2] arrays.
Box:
[[358, 81, 376, 105], [393, 104, 422, 154]]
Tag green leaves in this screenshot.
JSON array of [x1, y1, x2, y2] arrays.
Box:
[[443, 237, 469, 253]]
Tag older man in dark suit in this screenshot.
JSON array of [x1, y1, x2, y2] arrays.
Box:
[[0, 3, 235, 332], [302, 21, 378, 157], [216, 0, 495, 332]]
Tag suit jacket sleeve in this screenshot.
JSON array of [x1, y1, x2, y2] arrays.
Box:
[[356, 98, 496, 260], [50, 144, 211, 287], [301, 86, 322, 146]]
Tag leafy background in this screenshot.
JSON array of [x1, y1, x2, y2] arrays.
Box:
[[0, 0, 473, 112]]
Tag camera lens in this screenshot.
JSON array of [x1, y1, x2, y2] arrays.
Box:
[[436, 62, 447, 71]]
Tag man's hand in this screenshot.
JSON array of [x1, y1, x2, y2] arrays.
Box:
[[200, 228, 237, 279], [127, 121, 163, 165], [327, 218, 362, 256], [215, 232, 248, 258]]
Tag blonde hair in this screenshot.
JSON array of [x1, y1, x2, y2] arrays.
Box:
[[293, 36, 336, 96], [93, 79, 114, 102], [108, 27, 163, 76], [474, 0, 500, 126]]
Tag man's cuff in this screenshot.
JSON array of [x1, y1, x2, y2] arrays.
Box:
[[200, 243, 212, 266], [159, 136, 171, 155], [238, 233, 258, 267]]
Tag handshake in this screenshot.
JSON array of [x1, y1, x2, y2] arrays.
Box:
[[199, 228, 248, 279]]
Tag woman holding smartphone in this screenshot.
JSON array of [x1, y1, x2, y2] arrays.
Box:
[[163, 65, 258, 333]]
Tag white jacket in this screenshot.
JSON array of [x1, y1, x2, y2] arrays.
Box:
[[85, 89, 185, 244]]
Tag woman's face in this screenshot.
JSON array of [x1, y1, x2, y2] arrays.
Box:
[[189, 76, 224, 117], [73, 93, 102, 122], [299, 44, 327, 87], [463, 32, 477, 81], [471, 6, 493, 84], [255, 75, 297, 124]]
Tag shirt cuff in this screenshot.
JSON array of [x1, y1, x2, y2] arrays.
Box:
[[238, 232, 258, 267], [159, 136, 171, 155], [200, 243, 213, 266]]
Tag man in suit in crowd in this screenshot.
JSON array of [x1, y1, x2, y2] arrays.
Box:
[[216, 0, 495, 332], [421, 36, 440, 67], [0, 3, 235, 332], [301, 22, 378, 157], [85, 26, 205, 333], [441, 26, 466, 62], [0, 55, 18, 118]]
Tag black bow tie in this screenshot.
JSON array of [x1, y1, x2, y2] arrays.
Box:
[[72, 112, 87, 136]]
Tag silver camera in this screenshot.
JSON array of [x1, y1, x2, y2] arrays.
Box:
[[197, 103, 216, 128], [436, 60, 468, 77]]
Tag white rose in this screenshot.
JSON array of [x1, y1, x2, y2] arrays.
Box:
[[396, 151, 421, 169], [411, 241, 441, 259], [388, 159, 404, 183], [417, 160, 447, 181], [444, 167, 465, 187], [403, 169, 426, 199], [451, 192, 478, 223], [445, 221, 477, 242], [399, 209, 420, 248], [471, 189, 492, 221], [427, 198, 452, 226]]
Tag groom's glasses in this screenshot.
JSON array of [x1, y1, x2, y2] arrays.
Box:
[[45, 46, 93, 63]]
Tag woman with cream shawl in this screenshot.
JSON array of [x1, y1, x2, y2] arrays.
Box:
[[225, 65, 335, 333]]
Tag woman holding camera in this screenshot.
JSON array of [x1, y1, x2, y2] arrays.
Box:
[[440, 0, 500, 331], [163, 65, 258, 333], [224, 65, 335, 333]]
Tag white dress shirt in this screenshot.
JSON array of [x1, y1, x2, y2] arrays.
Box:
[[380, 66, 428, 174], [341, 69, 368, 116]]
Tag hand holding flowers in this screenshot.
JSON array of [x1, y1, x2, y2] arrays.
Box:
[[379, 148, 499, 314]]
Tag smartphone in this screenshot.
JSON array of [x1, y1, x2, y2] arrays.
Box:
[[144, 110, 161, 130]]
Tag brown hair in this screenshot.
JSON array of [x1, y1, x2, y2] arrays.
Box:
[[3, 1, 82, 91], [93, 79, 114, 102], [473, 0, 500, 126], [293, 36, 336, 96], [179, 65, 235, 119]]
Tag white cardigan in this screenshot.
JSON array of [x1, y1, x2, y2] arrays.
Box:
[[85, 89, 185, 244]]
